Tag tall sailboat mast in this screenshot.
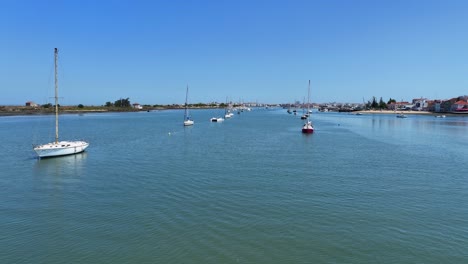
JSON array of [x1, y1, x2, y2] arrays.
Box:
[[307, 80, 310, 116], [184, 85, 189, 119], [54, 48, 59, 144], [183, 85, 194, 126]]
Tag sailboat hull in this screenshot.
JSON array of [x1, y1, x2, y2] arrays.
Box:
[[34, 141, 89, 158], [210, 118, 224, 122], [302, 120, 314, 134], [183, 120, 194, 126]]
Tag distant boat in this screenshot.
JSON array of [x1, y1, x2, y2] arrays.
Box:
[[224, 98, 234, 119], [435, 115, 446, 118], [300, 99, 309, 119], [396, 113, 407, 118], [183, 85, 194, 126], [225, 111, 234, 119], [33, 48, 89, 158], [302, 80, 314, 134], [210, 117, 224, 122]]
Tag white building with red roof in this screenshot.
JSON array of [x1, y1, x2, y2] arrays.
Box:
[[451, 100, 468, 112]]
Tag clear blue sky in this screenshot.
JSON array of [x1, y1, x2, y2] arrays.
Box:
[[1, 0, 468, 105]]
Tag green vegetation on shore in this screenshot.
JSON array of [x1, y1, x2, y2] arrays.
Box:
[[0, 99, 232, 116]]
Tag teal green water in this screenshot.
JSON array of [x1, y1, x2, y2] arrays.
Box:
[[1, 109, 468, 263]]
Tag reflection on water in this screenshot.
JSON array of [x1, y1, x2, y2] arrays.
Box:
[[313, 112, 468, 153], [438, 120, 468, 126], [34, 152, 88, 179]]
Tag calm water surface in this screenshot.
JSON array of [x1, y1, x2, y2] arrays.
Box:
[[1, 109, 468, 263]]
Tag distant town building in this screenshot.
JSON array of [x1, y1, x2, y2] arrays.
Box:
[[388, 101, 410, 110], [132, 103, 143, 110], [451, 100, 468, 112], [411, 98, 429, 111], [25, 101, 38, 107], [428, 100, 443, 112]]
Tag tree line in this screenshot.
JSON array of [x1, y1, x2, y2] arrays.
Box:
[[105, 98, 131, 107], [365, 97, 397, 110], [103, 98, 230, 108]]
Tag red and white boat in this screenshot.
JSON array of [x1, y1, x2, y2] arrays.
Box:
[[302, 120, 314, 134]]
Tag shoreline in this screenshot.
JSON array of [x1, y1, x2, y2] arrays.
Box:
[[0, 106, 225, 117], [0, 108, 132, 117], [353, 110, 467, 116], [1, 106, 466, 117], [356, 110, 433, 115]]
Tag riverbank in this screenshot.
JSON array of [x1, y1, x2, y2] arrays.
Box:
[[352, 110, 468, 117], [0, 105, 223, 116], [0, 106, 133, 116], [354, 110, 467, 116], [356, 110, 433, 115]]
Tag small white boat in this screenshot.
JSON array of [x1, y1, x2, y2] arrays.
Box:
[[210, 117, 224, 122], [184, 119, 194, 126], [224, 112, 234, 119], [396, 113, 407, 118], [33, 48, 89, 158], [435, 115, 446, 118]]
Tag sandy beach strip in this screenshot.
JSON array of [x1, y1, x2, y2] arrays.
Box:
[[355, 110, 433, 115]]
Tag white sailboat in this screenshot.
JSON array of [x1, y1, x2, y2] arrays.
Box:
[[302, 80, 314, 134], [210, 117, 225, 122], [224, 97, 234, 119], [183, 85, 194, 126], [33, 48, 89, 158], [300, 96, 308, 120], [287, 103, 292, 114], [224, 111, 234, 119]]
